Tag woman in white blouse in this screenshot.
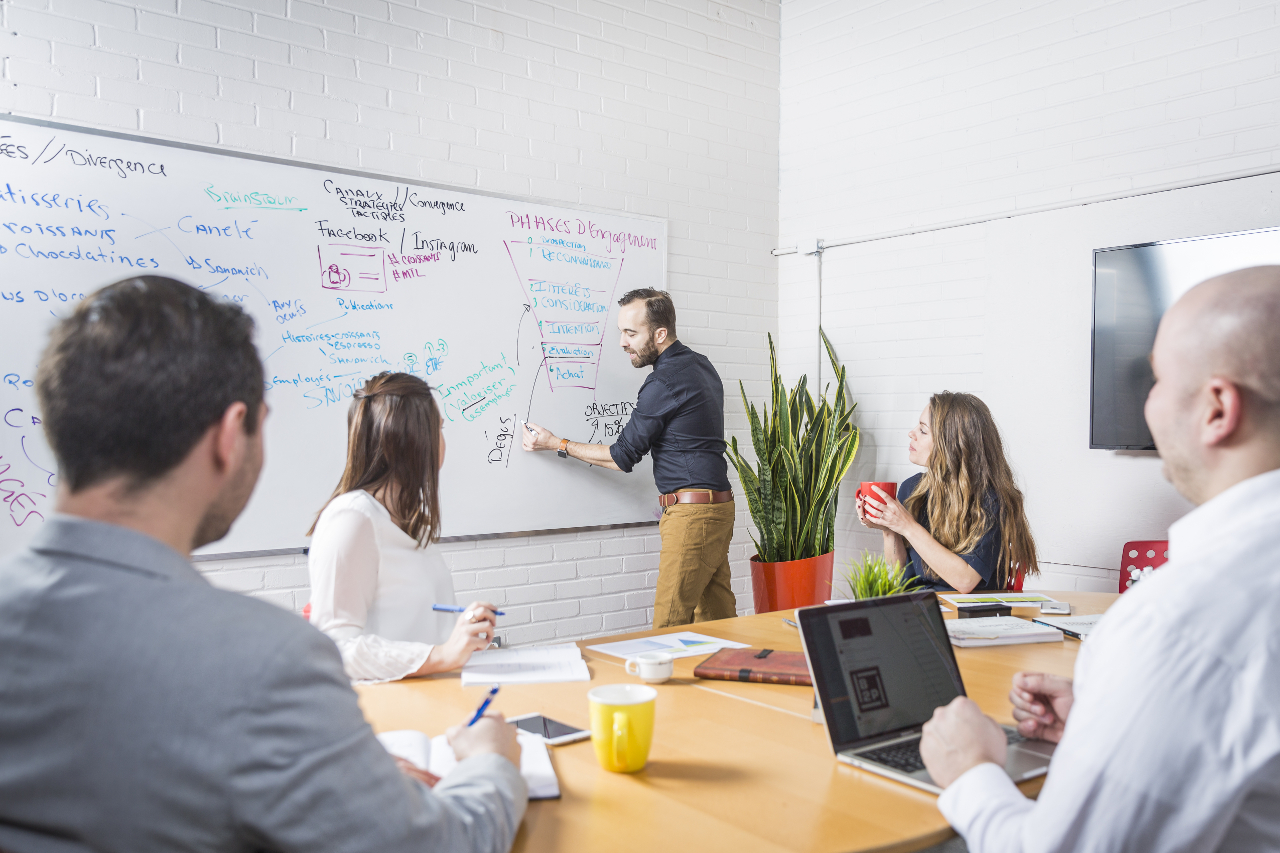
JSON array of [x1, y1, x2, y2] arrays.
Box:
[[307, 372, 498, 682]]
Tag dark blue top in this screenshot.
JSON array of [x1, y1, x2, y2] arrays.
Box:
[[608, 340, 731, 495], [897, 473, 1003, 592]]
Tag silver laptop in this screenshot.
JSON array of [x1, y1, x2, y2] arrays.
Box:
[[797, 592, 1055, 795]]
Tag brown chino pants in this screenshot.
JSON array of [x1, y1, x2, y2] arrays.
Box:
[[652, 499, 737, 629]]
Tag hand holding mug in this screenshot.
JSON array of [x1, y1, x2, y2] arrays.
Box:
[[855, 494, 889, 531], [856, 482, 897, 532], [861, 486, 914, 537]]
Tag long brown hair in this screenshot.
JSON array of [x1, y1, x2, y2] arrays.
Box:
[[308, 372, 443, 546], [903, 392, 1038, 586]]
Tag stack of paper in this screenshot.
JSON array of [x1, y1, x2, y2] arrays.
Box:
[[585, 631, 749, 660], [945, 616, 1064, 647], [460, 642, 590, 686], [377, 729, 560, 800]]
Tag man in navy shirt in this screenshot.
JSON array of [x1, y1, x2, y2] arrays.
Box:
[[523, 289, 735, 628]]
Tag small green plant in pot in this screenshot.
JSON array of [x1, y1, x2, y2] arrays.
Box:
[[841, 552, 920, 600]]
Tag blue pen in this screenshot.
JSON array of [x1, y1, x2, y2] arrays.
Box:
[[433, 604, 506, 617], [467, 686, 500, 727]]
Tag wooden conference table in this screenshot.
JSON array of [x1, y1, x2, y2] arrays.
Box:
[[356, 591, 1117, 853]]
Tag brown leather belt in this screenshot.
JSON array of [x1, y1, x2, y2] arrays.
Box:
[[659, 489, 734, 508]]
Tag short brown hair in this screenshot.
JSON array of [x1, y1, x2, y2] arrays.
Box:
[[618, 288, 676, 339], [37, 276, 263, 493], [309, 372, 443, 546]]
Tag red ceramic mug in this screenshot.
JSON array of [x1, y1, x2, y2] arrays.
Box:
[[857, 481, 897, 508]]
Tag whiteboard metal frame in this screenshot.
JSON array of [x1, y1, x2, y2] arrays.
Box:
[[2, 114, 669, 559], [0, 115, 669, 242]]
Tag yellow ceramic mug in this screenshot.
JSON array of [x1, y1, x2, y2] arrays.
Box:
[[588, 683, 657, 773]]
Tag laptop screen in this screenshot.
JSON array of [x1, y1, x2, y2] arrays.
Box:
[[799, 592, 965, 751]]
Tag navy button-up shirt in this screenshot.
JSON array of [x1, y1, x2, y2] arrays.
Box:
[[608, 340, 731, 495], [897, 473, 1003, 592]]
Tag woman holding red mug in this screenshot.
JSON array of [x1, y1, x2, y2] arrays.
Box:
[[856, 392, 1038, 593]]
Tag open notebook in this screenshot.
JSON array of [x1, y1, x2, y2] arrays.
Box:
[[377, 729, 560, 800]]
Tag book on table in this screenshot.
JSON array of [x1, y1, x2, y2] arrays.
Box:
[[945, 616, 1064, 647], [692, 648, 812, 686]]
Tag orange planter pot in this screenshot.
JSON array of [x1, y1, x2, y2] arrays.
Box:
[[750, 552, 835, 613]]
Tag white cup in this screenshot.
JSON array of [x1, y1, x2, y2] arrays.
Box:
[[624, 651, 674, 684]]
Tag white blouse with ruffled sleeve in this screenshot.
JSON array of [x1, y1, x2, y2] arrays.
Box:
[[307, 490, 458, 683]]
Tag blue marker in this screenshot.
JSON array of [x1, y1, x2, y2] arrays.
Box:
[[467, 685, 500, 727], [433, 603, 507, 617]]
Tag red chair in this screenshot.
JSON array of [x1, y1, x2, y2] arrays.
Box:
[[1006, 566, 1025, 591], [1119, 540, 1169, 593]]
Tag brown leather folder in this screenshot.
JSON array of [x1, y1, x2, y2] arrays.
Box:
[[692, 648, 812, 686]]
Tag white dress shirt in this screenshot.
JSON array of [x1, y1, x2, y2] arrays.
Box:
[[938, 467, 1280, 852], [308, 490, 458, 683]]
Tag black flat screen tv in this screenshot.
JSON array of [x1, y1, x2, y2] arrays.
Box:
[[1091, 226, 1280, 449]]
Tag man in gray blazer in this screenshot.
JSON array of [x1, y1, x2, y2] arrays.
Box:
[[0, 276, 527, 853]]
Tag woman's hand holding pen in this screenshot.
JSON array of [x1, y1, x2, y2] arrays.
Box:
[[414, 602, 501, 675]]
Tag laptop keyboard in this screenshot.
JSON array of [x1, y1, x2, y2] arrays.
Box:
[[860, 729, 1027, 774]]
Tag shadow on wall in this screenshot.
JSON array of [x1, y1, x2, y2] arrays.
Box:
[[827, 424, 885, 599]]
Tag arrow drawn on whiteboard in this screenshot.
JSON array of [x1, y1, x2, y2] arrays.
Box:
[[306, 311, 348, 330], [524, 356, 547, 422], [199, 276, 230, 292], [22, 435, 56, 488], [262, 346, 283, 363], [515, 303, 531, 365]]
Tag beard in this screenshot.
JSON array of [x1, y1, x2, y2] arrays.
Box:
[[192, 437, 263, 550], [625, 335, 660, 368]]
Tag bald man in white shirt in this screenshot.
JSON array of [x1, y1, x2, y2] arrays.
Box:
[[919, 265, 1280, 852]]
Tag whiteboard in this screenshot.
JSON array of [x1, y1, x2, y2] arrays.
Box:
[[0, 117, 664, 558]]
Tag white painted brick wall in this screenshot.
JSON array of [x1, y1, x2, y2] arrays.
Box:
[[780, 0, 1280, 247], [779, 0, 1280, 592], [2, 0, 780, 643]]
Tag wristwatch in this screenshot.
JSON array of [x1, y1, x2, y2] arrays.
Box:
[[557, 438, 570, 458]]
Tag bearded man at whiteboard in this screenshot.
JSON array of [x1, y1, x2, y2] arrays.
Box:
[[524, 288, 736, 628]]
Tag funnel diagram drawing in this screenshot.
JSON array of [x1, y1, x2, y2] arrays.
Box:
[[505, 241, 625, 395]]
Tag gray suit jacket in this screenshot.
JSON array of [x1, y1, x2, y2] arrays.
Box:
[[0, 517, 527, 853]]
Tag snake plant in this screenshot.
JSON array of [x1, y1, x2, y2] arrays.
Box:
[[727, 331, 859, 563]]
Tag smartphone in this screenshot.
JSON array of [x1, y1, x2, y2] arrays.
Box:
[[1039, 601, 1071, 614], [509, 713, 591, 745]]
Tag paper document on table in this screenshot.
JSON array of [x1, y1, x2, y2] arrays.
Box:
[[431, 731, 560, 799], [377, 729, 560, 800], [941, 592, 1062, 607], [586, 631, 749, 660], [460, 642, 590, 686], [945, 616, 1064, 647], [1031, 613, 1103, 639]]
